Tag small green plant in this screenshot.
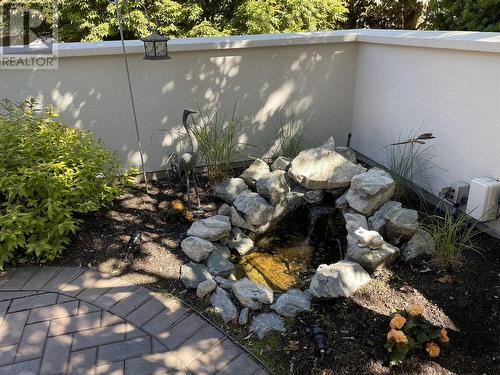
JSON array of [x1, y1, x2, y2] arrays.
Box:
[[273, 110, 311, 158], [190, 102, 248, 183], [423, 206, 480, 269], [385, 304, 450, 366], [384, 131, 436, 203], [0, 99, 135, 268]]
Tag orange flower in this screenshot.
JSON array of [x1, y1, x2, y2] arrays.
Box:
[[390, 313, 407, 329], [171, 200, 185, 211], [426, 342, 440, 357], [406, 304, 422, 317], [387, 329, 408, 344], [439, 328, 449, 343]]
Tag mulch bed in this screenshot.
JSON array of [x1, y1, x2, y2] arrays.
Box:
[[29, 180, 500, 375]]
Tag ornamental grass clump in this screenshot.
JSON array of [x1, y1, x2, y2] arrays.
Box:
[[385, 304, 450, 366], [0, 99, 135, 268]]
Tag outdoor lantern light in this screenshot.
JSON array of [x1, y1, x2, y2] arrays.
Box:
[[141, 30, 171, 60]]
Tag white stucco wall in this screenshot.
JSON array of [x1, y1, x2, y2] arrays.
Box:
[[1, 33, 358, 172], [2, 29, 500, 196], [351, 32, 500, 195]]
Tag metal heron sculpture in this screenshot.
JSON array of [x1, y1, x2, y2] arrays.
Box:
[[170, 109, 201, 207]]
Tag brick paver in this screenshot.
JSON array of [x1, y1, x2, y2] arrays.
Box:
[[0, 267, 267, 375]]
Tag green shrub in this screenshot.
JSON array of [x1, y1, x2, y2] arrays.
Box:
[[0, 99, 135, 268]]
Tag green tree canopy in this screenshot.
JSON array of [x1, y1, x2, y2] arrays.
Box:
[[345, 0, 425, 29], [423, 0, 500, 32], [5, 0, 348, 43]]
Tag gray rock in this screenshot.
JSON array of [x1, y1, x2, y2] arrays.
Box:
[[344, 212, 368, 236], [304, 190, 324, 204], [181, 236, 216, 262], [210, 288, 238, 324], [217, 203, 232, 216], [180, 262, 212, 289], [233, 190, 274, 226], [228, 227, 254, 255], [346, 236, 400, 273], [368, 201, 402, 236], [309, 261, 371, 298], [385, 207, 419, 243], [207, 250, 235, 277], [270, 289, 312, 317], [240, 159, 271, 187], [256, 170, 290, 205], [213, 243, 231, 259], [345, 168, 395, 216], [229, 206, 255, 231], [335, 192, 349, 210], [335, 147, 357, 164], [215, 276, 236, 291], [254, 191, 305, 234], [196, 279, 217, 298], [288, 145, 366, 190], [213, 178, 248, 204], [232, 278, 273, 310], [250, 313, 286, 339], [239, 307, 249, 325], [401, 229, 436, 261], [186, 215, 231, 241], [271, 156, 292, 171]]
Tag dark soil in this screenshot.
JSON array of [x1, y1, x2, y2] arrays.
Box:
[[38, 180, 500, 375]]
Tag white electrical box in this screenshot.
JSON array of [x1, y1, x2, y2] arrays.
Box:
[[466, 177, 500, 222]]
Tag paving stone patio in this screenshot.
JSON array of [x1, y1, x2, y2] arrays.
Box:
[[0, 267, 267, 375]]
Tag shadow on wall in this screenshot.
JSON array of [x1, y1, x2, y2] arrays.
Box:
[[5, 42, 355, 173]]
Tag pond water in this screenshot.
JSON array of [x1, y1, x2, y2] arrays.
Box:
[[233, 205, 347, 290]]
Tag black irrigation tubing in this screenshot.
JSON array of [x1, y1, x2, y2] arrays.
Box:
[[148, 285, 275, 375]]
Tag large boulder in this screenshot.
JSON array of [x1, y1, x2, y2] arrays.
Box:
[[240, 159, 271, 187], [288, 145, 366, 190], [213, 178, 248, 204], [186, 215, 231, 241], [345, 168, 395, 216], [180, 262, 212, 289], [256, 170, 290, 205], [309, 261, 371, 298], [400, 229, 436, 261], [270, 289, 312, 317], [232, 278, 273, 310], [271, 156, 292, 171], [368, 201, 402, 236], [335, 147, 357, 164], [250, 313, 286, 339], [181, 236, 216, 262], [210, 288, 238, 324], [228, 227, 254, 255], [207, 250, 235, 277], [385, 207, 419, 243], [346, 236, 399, 273], [233, 190, 273, 226]]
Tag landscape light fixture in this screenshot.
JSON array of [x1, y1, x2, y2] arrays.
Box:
[[141, 30, 171, 60], [113, 0, 172, 193]]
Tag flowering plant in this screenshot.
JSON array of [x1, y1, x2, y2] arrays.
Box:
[[165, 200, 194, 223], [385, 304, 449, 365]]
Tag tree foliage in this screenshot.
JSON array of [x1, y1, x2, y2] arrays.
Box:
[[7, 0, 348, 42], [345, 0, 425, 29], [423, 0, 500, 32]]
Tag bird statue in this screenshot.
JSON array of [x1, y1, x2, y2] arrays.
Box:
[[170, 109, 201, 207]]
